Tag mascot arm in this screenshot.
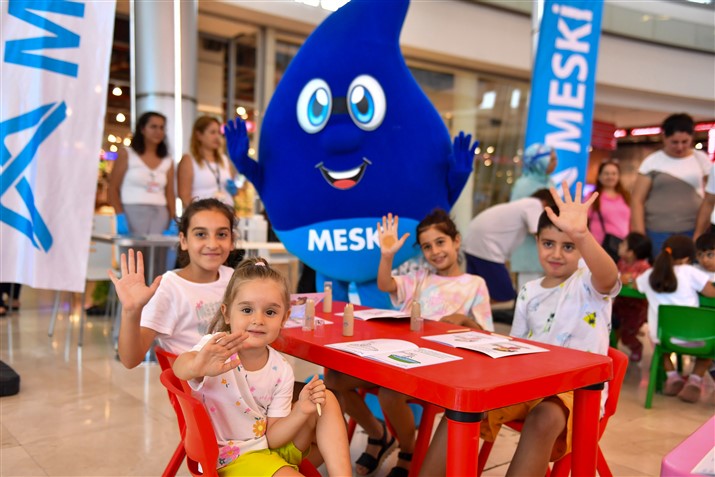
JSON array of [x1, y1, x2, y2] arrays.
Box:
[[225, 118, 263, 190], [447, 132, 478, 205]]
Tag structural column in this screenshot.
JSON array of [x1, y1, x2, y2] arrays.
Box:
[[132, 0, 197, 158], [450, 71, 479, 236]]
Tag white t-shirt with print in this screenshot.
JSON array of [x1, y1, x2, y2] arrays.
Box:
[[140, 265, 233, 355], [189, 336, 294, 468], [635, 264, 710, 343], [511, 268, 620, 355], [391, 269, 494, 331]]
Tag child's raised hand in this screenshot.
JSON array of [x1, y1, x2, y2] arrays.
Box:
[[191, 331, 247, 377], [297, 374, 326, 416], [378, 213, 410, 256], [108, 249, 161, 313], [546, 181, 597, 239]]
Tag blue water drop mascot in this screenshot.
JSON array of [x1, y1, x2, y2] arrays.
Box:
[[225, 0, 477, 307]]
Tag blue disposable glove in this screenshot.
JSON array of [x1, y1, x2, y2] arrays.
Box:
[[225, 178, 239, 196], [163, 220, 179, 236], [116, 213, 129, 235]]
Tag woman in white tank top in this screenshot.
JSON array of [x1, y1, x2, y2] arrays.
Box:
[[108, 111, 176, 281], [108, 111, 176, 236], [177, 116, 239, 210]]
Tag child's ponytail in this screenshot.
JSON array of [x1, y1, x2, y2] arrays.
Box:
[[649, 235, 695, 293]]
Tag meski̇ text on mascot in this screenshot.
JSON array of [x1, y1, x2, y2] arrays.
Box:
[[225, 0, 477, 306]]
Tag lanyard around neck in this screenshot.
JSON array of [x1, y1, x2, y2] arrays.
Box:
[[205, 159, 221, 190]]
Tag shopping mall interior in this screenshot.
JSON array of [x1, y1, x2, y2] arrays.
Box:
[[2, 0, 714, 475]]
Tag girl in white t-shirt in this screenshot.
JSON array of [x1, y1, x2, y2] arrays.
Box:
[[635, 235, 715, 403], [111, 198, 237, 368], [172, 258, 351, 476]]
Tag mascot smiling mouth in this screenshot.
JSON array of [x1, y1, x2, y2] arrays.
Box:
[[316, 158, 372, 190]]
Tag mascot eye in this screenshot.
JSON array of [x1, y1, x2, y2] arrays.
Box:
[[296, 79, 332, 133], [347, 75, 386, 131]]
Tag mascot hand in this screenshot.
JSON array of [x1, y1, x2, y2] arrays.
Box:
[[446, 132, 479, 205], [225, 118, 250, 164], [224, 118, 262, 189], [451, 132, 479, 173]]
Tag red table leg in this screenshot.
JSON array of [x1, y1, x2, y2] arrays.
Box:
[[445, 410, 483, 476], [571, 384, 604, 476]]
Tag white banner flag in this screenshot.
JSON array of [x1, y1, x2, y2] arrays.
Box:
[[1, 0, 116, 292]]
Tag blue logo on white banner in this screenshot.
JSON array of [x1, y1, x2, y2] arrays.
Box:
[[1, 0, 116, 291], [525, 0, 604, 188]]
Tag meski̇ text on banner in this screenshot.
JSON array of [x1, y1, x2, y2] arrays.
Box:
[[1, 0, 116, 292], [525, 0, 603, 188]]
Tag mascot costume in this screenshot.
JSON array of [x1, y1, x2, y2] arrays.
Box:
[[226, 0, 476, 307]]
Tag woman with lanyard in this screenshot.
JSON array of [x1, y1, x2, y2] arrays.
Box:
[[177, 116, 240, 210]]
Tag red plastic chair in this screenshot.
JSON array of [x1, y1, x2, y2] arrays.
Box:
[[159, 367, 321, 477], [345, 387, 443, 477], [477, 347, 628, 477], [155, 346, 185, 477]]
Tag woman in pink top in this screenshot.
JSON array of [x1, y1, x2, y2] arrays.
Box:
[[588, 161, 631, 244]]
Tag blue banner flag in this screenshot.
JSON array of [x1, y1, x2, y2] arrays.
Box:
[[1, 1, 116, 292], [525, 0, 604, 188]]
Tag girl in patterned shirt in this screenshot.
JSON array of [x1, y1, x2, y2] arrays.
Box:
[[173, 258, 351, 476]]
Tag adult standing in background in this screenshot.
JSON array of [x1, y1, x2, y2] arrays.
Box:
[[630, 113, 710, 255], [464, 189, 554, 302], [177, 116, 239, 210], [587, 161, 631, 256], [108, 111, 176, 277], [509, 143, 557, 289], [694, 161, 715, 240]]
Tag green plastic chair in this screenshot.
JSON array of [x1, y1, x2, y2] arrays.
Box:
[[644, 305, 715, 409]]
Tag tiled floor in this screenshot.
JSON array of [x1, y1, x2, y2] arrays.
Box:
[[1, 288, 713, 476]]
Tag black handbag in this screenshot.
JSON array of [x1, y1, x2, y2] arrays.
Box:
[[597, 210, 622, 262]]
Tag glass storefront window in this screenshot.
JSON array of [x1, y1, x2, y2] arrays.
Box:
[[471, 76, 529, 215]]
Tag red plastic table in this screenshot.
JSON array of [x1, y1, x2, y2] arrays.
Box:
[[273, 302, 613, 476]]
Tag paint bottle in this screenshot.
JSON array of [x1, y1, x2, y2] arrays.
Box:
[[410, 301, 423, 332], [303, 299, 315, 331], [323, 281, 333, 313], [343, 303, 354, 337]]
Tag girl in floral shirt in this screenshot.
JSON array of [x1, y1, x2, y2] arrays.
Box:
[[173, 258, 350, 476]]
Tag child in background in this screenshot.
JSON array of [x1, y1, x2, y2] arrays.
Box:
[[695, 233, 715, 281], [173, 258, 351, 476], [420, 182, 620, 477], [111, 198, 236, 368], [326, 209, 492, 477], [612, 232, 652, 362], [635, 235, 715, 403]]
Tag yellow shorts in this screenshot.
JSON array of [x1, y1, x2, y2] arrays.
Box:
[[217, 442, 308, 477], [480, 391, 574, 461]]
